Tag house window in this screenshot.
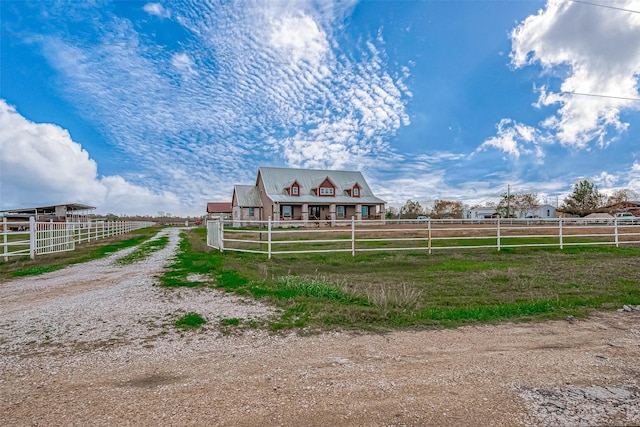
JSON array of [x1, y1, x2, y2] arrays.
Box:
[[319, 187, 334, 196], [248, 207, 254, 217], [353, 187, 359, 197], [292, 186, 298, 195], [336, 206, 345, 218], [282, 205, 292, 217], [361, 206, 369, 217], [546, 209, 550, 216]]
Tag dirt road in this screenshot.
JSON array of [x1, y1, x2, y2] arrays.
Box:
[[1, 228, 639, 426]]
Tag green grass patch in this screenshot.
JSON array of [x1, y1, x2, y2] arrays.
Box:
[[1, 227, 160, 280], [150, 229, 640, 332], [175, 312, 207, 329], [11, 265, 65, 277], [116, 236, 169, 264], [159, 228, 221, 287], [220, 317, 241, 326]]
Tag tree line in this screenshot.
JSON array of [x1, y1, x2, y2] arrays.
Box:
[[392, 180, 639, 219]]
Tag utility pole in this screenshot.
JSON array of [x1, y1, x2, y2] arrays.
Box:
[[506, 184, 510, 218]]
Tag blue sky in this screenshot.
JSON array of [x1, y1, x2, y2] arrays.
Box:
[[1, 0, 639, 216]]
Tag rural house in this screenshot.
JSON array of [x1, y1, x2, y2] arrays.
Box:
[[604, 200, 640, 217], [231, 167, 385, 226], [206, 202, 232, 220]]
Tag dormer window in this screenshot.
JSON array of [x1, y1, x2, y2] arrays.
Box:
[[319, 187, 334, 196], [353, 187, 359, 197], [288, 181, 301, 197]]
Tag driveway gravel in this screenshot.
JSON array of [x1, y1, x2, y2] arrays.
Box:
[[1, 227, 639, 426]]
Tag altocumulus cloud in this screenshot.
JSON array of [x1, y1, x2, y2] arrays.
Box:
[[0, 100, 183, 215], [18, 0, 411, 211]]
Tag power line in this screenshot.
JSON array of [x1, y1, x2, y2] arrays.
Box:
[[536, 89, 640, 102], [569, 0, 640, 14]]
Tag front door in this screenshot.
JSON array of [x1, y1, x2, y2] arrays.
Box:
[[309, 206, 321, 220]]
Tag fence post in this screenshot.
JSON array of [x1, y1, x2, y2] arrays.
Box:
[[268, 217, 272, 260], [218, 219, 224, 252], [559, 218, 563, 249], [3, 217, 7, 262], [497, 218, 501, 251], [614, 218, 619, 247], [428, 218, 432, 255], [351, 216, 355, 256], [49, 219, 54, 253], [29, 216, 36, 259], [88, 220, 92, 243]]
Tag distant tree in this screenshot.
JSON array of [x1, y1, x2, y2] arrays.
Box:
[[496, 192, 538, 218], [429, 199, 463, 219], [385, 206, 398, 219], [606, 188, 640, 206], [495, 193, 515, 218], [562, 180, 605, 216], [400, 199, 423, 218]]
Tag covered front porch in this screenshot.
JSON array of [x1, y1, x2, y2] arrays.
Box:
[[273, 202, 383, 225]]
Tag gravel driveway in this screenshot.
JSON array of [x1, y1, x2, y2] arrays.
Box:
[[1, 227, 639, 426]]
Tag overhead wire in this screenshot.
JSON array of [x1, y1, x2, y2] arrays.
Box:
[[568, 0, 640, 14]]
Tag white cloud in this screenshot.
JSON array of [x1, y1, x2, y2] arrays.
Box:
[[0, 100, 184, 215], [143, 3, 170, 19], [593, 171, 617, 188], [171, 53, 197, 76], [478, 119, 545, 158], [269, 12, 329, 67], [511, 0, 640, 148]]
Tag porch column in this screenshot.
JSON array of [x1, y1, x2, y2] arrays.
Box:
[[356, 204, 362, 221], [329, 204, 336, 226], [302, 203, 309, 225], [273, 203, 280, 222]]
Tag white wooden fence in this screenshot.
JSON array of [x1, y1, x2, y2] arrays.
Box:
[[207, 217, 640, 258], [1, 217, 156, 261]]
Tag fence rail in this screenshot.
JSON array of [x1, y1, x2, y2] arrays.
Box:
[[1, 217, 156, 261], [207, 217, 640, 258]]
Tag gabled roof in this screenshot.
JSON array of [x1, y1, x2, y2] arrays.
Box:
[[207, 202, 232, 213], [257, 167, 385, 204], [233, 185, 262, 207]]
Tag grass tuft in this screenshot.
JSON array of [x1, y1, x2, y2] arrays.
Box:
[[175, 312, 207, 329]]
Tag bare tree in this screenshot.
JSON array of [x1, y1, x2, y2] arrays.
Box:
[[400, 199, 424, 218], [606, 188, 640, 206], [429, 199, 463, 219], [496, 192, 538, 218]]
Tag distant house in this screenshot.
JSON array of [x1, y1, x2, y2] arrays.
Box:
[[231, 167, 385, 226], [0, 203, 95, 222], [464, 206, 497, 220], [0, 203, 96, 231], [524, 204, 556, 219], [206, 202, 232, 220], [464, 204, 557, 219], [603, 201, 640, 217]]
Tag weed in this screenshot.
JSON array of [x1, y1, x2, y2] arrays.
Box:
[[174, 312, 206, 329], [220, 318, 241, 326]]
